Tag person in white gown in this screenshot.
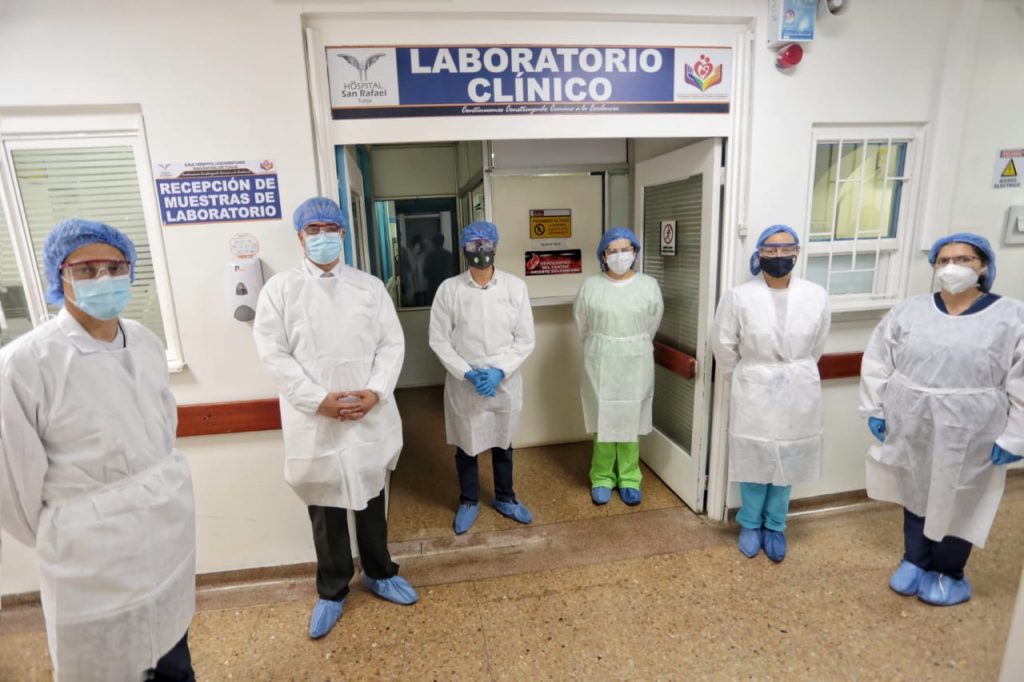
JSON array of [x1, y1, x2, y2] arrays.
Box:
[[428, 221, 536, 535], [253, 197, 418, 640], [711, 224, 830, 563], [860, 232, 1024, 607], [0, 218, 196, 681]]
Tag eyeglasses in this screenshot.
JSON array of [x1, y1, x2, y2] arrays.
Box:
[[61, 259, 131, 281], [303, 224, 342, 236], [464, 240, 495, 253], [604, 247, 635, 256], [935, 255, 979, 267], [759, 245, 799, 257]]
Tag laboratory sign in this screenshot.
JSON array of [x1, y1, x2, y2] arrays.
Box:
[[326, 45, 731, 119], [154, 160, 282, 226]]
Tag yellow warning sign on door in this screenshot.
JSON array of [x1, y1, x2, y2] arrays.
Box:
[[529, 208, 572, 239], [994, 149, 1023, 189]]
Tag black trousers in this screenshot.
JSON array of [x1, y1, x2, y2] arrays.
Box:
[[455, 446, 515, 505], [146, 631, 194, 682], [903, 508, 973, 580], [308, 489, 398, 601]]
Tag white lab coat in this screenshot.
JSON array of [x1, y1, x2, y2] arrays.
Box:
[[253, 259, 405, 510], [859, 293, 1024, 547], [711, 276, 831, 485], [574, 273, 664, 442], [0, 309, 195, 682], [428, 269, 535, 455]]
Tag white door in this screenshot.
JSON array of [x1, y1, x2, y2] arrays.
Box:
[[635, 139, 722, 513]]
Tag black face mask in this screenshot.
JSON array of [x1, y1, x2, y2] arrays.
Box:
[[759, 256, 796, 278], [465, 249, 495, 269]]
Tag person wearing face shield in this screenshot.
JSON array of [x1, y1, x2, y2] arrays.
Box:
[[0, 219, 197, 681], [428, 221, 536, 534], [860, 232, 1024, 606], [711, 225, 831, 563], [573, 227, 664, 506], [253, 197, 417, 640]]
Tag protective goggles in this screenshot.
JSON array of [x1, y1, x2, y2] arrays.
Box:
[[758, 243, 799, 257], [934, 255, 980, 267], [464, 239, 496, 253], [61, 259, 132, 281], [302, 223, 342, 236], [604, 245, 635, 256]]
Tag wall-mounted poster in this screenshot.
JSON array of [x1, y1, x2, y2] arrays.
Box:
[[524, 249, 583, 276]]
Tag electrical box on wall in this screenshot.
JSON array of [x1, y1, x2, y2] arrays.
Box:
[[768, 0, 818, 45], [1006, 206, 1024, 245]]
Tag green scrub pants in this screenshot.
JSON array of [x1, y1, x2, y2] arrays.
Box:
[[736, 482, 792, 532], [590, 439, 642, 490]]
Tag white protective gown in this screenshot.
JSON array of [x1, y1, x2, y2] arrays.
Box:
[[859, 293, 1024, 547], [253, 259, 405, 510], [711, 276, 831, 485], [428, 269, 535, 455], [573, 273, 664, 442], [0, 309, 195, 682]]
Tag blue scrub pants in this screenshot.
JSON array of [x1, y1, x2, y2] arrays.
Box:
[[736, 483, 792, 532], [903, 508, 973, 580]]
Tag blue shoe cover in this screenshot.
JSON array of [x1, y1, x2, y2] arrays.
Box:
[[308, 598, 344, 639], [737, 527, 762, 558], [591, 486, 612, 505], [492, 497, 533, 524], [917, 571, 971, 606], [763, 529, 787, 563], [453, 503, 479, 535], [619, 487, 642, 506], [889, 560, 926, 596], [364, 574, 419, 605]]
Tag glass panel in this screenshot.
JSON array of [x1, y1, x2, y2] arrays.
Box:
[[807, 253, 877, 295], [642, 175, 702, 450], [11, 146, 165, 343], [391, 197, 458, 309], [0, 204, 34, 346], [810, 140, 908, 243]]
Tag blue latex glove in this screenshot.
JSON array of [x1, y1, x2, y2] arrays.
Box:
[[477, 367, 505, 397], [465, 368, 494, 397], [868, 417, 886, 443], [992, 444, 1023, 465]]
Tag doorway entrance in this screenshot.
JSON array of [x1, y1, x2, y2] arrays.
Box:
[[336, 137, 723, 518]]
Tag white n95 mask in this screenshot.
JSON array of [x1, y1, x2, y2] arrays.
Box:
[[935, 264, 981, 295], [606, 252, 635, 275]]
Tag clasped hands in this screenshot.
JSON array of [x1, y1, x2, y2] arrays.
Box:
[[464, 368, 505, 397], [317, 390, 379, 421]]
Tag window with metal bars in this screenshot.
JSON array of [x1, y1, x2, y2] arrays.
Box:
[[802, 126, 923, 311], [0, 111, 182, 368]]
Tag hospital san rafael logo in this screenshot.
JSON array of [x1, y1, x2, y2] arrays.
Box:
[[684, 54, 723, 92]]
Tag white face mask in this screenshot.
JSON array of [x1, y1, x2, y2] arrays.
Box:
[[606, 251, 635, 275], [935, 263, 981, 295]]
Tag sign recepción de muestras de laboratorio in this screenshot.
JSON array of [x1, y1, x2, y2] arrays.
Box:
[[154, 160, 281, 226], [326, 45, 732, 119]]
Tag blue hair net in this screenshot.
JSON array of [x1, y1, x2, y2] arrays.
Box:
[[928, 232, 996, 292], [293, 197, 346, 232], [749, 224, 801, 275], [43, 218, 137, 304], [597, 227, 641, 268], [460, 221, 500, 248]]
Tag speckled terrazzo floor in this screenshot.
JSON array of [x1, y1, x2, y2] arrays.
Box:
[[3, 475, 1022, 680], [387, 386, 683, 542]]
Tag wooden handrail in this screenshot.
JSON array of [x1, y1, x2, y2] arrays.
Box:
[[174, 352, 865, 437]]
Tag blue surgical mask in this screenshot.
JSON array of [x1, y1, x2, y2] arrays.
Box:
[[69, 275, 132, 320], [305, 232, 343, 265]]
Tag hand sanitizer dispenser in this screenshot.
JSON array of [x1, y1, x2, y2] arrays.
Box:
[[226, 258, 264, 322]]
